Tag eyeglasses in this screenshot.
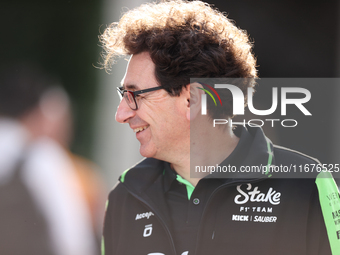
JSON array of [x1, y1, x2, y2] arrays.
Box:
[[117, 86, 164, 110]]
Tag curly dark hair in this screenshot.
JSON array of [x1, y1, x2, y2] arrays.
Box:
[[100, 0, 257, 118]]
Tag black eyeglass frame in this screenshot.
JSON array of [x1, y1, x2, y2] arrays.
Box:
[[117, 86, 164, 110]]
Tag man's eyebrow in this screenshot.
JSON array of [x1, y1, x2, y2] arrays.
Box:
[[121, 84, 139, 90]]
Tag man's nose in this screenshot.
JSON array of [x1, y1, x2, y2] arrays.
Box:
[[115, 98, 136, 123]]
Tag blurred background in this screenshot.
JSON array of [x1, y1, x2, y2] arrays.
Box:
[[0, 0, 339, 193]]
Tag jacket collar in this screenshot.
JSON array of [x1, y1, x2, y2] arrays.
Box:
[[205, 125, 275, 180]]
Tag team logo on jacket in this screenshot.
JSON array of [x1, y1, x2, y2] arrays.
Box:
[[143, 224, 153, 237], [135, 211, 154, 220], [232, 183, 280, 223], [234, 183, 281, 205]]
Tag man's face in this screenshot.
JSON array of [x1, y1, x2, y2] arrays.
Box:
[[115, 52, 190, 162]]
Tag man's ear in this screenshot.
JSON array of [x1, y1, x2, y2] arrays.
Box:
[[181, 84, 191, 121], [187, 82, 204, 121]]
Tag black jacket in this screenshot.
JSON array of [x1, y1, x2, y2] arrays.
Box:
[[103, 126, 338, 255]]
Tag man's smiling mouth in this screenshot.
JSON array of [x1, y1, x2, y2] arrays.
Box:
[[133, 125, 149, 133]]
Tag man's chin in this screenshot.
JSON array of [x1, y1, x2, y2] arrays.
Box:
[[139, 145, 157, 159]]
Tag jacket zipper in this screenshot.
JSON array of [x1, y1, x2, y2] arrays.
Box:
[[194, 177, 265, 255]]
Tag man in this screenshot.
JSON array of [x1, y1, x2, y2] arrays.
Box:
[[0, 63, 97, 255], [100, 1, 340, 254]]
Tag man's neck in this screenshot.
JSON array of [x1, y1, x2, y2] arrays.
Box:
[[170, 124, 239, 187]]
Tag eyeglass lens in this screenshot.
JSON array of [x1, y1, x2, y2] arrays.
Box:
[[125, 91, 137, 109]]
